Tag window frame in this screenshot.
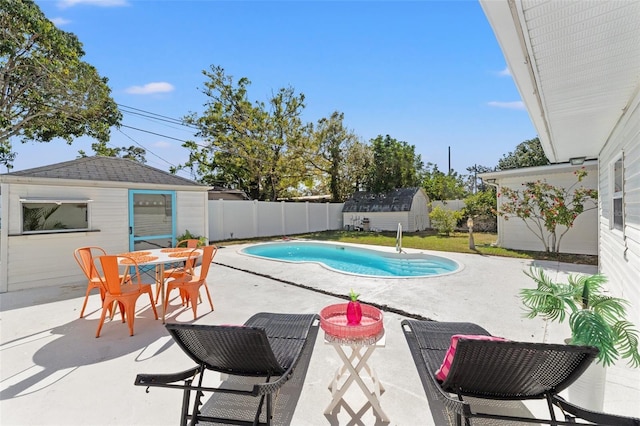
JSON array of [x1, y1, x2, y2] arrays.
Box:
[[611, 157, 624, 232], [19, 198, 93, 234]]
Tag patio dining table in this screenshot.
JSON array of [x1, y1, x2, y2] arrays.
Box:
[[117, 247, 203, 323]]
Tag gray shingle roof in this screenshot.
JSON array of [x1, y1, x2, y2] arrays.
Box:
[[3, 156, 206, 186], [342, 187, 423, 212]]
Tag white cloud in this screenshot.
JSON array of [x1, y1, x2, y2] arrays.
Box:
[[487, 101, 525, 110], [498, 67, 511, 77], [125, 82, 175, 95], [153, 141, 172, 148], [57, 0, 128, 8], [50, 17, 71, 26]]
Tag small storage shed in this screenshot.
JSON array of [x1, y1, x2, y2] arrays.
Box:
[[342, 187, 430, 232], [0, 156, 210, 293]]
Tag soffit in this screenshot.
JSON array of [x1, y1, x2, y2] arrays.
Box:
[[481, 0, 640, 163]]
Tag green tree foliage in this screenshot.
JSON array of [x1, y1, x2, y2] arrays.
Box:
[[78, 141, 146, 163], [365, 135, 423, 193], [496, 137, 550, 170], [429, 205, 463, 236], [305, 111, 368, 202], [463, 188, 496, 218], [0, 0, 121, 169], [179, 65, 311, 200], [422, 164, 467, 201], [496, 168, 597, 253]]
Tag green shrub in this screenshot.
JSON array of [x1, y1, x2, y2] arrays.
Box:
[[429, 205, 463, 236]]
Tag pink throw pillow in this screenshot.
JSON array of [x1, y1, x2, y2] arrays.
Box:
[[435, 334, 508, 382]]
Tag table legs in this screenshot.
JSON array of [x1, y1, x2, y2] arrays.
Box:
[[325, 343, 389, 422]]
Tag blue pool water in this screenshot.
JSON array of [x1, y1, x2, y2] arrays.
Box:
[[241, 241, 461, 278]]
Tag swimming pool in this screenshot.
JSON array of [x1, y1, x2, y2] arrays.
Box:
[[240, 241, 461, 278]]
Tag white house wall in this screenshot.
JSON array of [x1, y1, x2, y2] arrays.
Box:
[[175, 191, 208, 241], [2, 184, 130, 291], [1, 183, 208, 292], [598, 93, 640, 328], [496, 170, 598, 255]]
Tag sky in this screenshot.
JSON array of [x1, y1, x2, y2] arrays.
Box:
[[10, 0, 538, 180]]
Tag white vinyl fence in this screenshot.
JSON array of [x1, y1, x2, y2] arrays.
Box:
[[208, 200, 344, 242]]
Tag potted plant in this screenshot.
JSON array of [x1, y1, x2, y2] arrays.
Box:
[[520, 266, 640, 409], [176, 229, 208, 247]]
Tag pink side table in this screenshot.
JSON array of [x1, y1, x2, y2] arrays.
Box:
[[320, 303, 389, 422]]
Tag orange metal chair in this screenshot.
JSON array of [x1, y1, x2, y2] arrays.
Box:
[[164, 245, 216, 319], [156, 239, 202, 304], [95, 255, 158, 337], [74, 246, 114, 318]]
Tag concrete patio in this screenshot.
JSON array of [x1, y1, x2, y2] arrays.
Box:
[[1, 242, 639, 425]]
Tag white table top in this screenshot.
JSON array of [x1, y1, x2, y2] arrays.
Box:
[[117, 247, 203, 266]]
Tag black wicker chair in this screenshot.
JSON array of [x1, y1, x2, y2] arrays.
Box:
[[401, 319, 640, 426], [135, 312, 319, 426]]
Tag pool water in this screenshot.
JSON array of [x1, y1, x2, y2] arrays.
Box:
[[240, 241, 461, 278]]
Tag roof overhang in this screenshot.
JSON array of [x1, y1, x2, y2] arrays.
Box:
[[479, 0, 640, 163], [479, 159, 598, 182]]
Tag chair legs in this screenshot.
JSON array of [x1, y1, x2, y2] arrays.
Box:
[[95, 288, 158, 338], [165, 283, 214, 319]]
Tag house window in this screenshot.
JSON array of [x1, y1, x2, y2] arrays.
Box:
[[612, 158, 624, 231], [20, 199, 91, 234]]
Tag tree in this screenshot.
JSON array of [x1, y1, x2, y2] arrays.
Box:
[[0, 0, 121, 169], [466, 164, 495, 193], [305, 111, 367, 202], [496, 168, 597, 253], [497, 137, 549, 170], [429, 205, 463, 236], [78, 141, 146, 163], [365, 134, 423, 193], [421, 164, 467, 201], [179, 65, 311, 200]]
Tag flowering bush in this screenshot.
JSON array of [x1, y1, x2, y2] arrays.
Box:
[[495, 168, 597, 253]]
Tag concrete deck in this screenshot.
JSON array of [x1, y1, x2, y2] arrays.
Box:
[[1, 241, 639, 425]]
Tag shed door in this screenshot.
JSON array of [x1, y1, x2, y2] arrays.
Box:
[[129, 190, 176, 250]]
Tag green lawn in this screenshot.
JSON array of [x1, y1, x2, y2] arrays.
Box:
[[219, 230, 598, 266]]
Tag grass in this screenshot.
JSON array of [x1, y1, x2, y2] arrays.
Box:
[[219, 230, 598, 266]]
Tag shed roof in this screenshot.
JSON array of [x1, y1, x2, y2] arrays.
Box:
[[342, 188, 424, 213], [1, 156, 206, 187]]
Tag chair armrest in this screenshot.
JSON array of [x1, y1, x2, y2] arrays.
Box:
[[552, 395, 640, 426], [134, 366, 201, 388]]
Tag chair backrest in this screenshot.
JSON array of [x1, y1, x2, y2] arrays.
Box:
[[97, 255, 141, 295], [166, 323, 285, 376], [193, 245, 217, 280], [441, 338, 599, 399], [176, 239, 200, 248], [74, 246, 107, 280]]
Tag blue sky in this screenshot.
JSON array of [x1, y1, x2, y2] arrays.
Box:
[[14, 0, 537, 179]]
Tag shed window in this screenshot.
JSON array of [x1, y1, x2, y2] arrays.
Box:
[[20, 199, 91, 234], [612, 158, 624, 231]]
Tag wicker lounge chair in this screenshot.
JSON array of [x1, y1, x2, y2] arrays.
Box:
[[401, 319, 640, 426], [135, 312, 319, 425]]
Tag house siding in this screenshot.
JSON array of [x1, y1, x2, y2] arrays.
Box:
[[0, 182, 208, 292], [598, 93, 640, 327], [175, 191, 208, 241], [494, 167, 598, 255]]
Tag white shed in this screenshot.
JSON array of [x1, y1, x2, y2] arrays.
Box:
[[0, 156, 210, 293], [480, 161, 598, 255], [342, 187, 430, 232]]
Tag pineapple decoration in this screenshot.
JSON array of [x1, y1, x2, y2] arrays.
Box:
[[347, 288, 363, 325]]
